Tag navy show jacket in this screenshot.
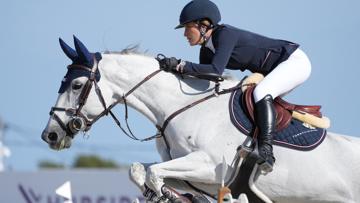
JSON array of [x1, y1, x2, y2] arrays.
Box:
[[183, 24, 299, 75]]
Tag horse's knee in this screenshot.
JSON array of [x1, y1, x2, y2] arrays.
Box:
[[146, 165, 164, 194], [129, 162, 146, 191], [238, 193, 249, 203]]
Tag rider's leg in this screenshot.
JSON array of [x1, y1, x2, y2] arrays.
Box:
[[253, 48, 312, 172], [254, 94, 276, 172]]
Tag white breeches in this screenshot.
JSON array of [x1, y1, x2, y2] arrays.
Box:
[[253, 48, 312, 102]]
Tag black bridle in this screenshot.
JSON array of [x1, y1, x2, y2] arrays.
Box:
[[50, 58, 103, 137], [49, 56, 162, 140]]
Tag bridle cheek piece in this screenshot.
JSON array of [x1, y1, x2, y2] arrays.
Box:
[[49, 56, 163, 140], [49, 58, 109, 138]]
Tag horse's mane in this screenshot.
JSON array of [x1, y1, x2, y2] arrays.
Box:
[[103, 44, 149, 56], [103, 45, 238, 81], [222, 71, 238, 81]]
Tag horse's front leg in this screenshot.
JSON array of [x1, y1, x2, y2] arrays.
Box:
[[130, 162, 168, 202], [146, 150, 216, 196], [129, 162, 152, 193]]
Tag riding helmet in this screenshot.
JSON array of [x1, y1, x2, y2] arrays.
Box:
[[175, 0, 221, 29]]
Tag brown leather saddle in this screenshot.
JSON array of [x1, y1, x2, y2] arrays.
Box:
[[243, 85, 322, 131]]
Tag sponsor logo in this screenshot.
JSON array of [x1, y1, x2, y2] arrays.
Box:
[[56, 181, 72, 203], [18, 183, 145, 203]]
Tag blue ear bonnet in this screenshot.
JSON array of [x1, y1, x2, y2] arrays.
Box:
[[58, 36, 102, 93], [58, 62, 101, 93]]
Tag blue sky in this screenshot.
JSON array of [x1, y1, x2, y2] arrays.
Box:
[[1, 0, 359, 171]]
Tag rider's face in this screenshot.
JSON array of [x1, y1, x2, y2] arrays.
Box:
[[184, 22, 201, 46]]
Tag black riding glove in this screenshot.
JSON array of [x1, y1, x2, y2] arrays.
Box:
[[158, 56, 181, 72]]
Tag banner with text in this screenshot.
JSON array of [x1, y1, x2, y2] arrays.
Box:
[[0, 170, 145, 203]]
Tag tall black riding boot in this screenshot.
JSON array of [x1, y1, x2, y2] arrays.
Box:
[[255, 94, 276, 173]]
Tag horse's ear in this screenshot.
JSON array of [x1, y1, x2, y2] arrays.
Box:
[[73, 35, 93, 66], [59, 38, 78, 61]]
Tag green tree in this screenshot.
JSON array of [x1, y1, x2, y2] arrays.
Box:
[[38, 160, 65, 169], [72, 154, 119, 168]]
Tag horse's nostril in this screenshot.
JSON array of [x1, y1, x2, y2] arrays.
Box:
[[48, 132, 58, 142]]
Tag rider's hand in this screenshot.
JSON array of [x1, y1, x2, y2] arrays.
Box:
[[158, 56, 181, 72]]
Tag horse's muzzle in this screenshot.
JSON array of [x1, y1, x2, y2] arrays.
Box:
[[41, 130, 72, 150], [41, 130, 53, 143]]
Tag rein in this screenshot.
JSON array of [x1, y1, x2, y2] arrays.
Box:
[[50, 56, 242, 147]]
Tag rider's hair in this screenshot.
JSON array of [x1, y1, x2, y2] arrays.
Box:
[[198, 19, 212, 28], [196, 19, 213, 38]]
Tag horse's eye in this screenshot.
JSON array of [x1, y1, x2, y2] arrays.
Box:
[[72, 82, 83, 90]]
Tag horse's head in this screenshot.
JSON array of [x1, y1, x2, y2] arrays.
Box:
[[42, 36, 110, 150]]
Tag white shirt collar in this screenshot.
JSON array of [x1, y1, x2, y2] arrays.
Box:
[[204, 36, 215, 53]]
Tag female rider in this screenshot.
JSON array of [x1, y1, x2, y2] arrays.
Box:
[[158, 0, 312, 172]]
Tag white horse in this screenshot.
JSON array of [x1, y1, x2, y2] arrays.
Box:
[[42, 37, 360, 203]]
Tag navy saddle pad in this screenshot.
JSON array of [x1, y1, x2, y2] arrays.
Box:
[[229, 89, 326, 151]]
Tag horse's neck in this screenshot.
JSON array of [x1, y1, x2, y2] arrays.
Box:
[[101, 53, 207, 125]]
